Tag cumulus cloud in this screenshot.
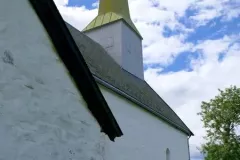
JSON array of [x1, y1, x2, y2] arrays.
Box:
[[190, 0, 240, 26], [192, 35, 239, 63], [55, 0, 97, 30], [54, 0, 68, 6], [143, 34, 193, 65]]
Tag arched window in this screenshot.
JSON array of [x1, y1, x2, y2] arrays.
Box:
[[166, 148, 170, 160]]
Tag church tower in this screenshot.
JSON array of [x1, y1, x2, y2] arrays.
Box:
[[83, 0, 144, 79]]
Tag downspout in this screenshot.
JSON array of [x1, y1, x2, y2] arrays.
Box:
[[187, 136, 191, 160]]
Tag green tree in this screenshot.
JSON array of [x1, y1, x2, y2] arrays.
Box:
[[198, 85, 240, 160]]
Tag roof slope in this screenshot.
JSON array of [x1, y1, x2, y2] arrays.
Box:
[[66, 23, 193, 136]]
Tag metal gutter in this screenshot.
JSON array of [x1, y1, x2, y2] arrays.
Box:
[[94, 75, 193, 136], [187, 136, 192, 160]]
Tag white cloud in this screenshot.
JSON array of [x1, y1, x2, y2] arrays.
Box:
[[192, 35, 239, 63], [222, 7, 240, 21], [130, 0, 176, 23], [54, 0, 68, 6], [156, 0, 195, 16], [130, 0, 195, 17], [54, 0, 98, 31], [190, 0, 240, 26], [190, 9, 220, 26], [143, 34, 193, 65], [92, 1, 99, 8]]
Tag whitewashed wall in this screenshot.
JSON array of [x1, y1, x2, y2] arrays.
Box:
[[0, 1, 106, 160], [85, 21, 123, 66], [99, 85, 190, 160], [85, 21, 144, 80], [121, 21, 144, 80]]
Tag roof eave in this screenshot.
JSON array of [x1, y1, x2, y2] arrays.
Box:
[[94, 75, 194, 136]]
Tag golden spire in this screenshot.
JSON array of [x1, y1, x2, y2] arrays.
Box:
[[98, 0, 131, 19], [83, 0, 142, 39]]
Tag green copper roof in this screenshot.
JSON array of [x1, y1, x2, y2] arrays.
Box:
[[82, 0, 142, 39]]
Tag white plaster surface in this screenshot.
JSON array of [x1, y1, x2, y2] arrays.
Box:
[[100, 86, 190, 160], [85, 21, 144, 80], [85, 21, 123, 66], [121, 21, 144, 80], [0, 0, 106, 160]]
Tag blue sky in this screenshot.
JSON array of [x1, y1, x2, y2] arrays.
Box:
[[67, 0, 96, 8], [55, 0, 240, 159]]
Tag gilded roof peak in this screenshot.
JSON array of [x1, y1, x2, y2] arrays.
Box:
[[83, 0, 142, 39]]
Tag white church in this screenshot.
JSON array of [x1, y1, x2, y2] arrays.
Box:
[[0, 0, 193, 160]]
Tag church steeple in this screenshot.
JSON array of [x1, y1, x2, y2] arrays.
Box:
[[83, 0, 141, 38], [83, 0, 144, 80], [98, 0, 131, 20]]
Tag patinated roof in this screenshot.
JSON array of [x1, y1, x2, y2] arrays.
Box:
[[83, 0, 142, 39], [83, 12, 142, 39], [66, 23, 193, 136]]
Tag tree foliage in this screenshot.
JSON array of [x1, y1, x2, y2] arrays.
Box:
[[198, 85, 240, 160]]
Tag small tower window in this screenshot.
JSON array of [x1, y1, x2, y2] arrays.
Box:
[[166, 148, 170, 160]]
